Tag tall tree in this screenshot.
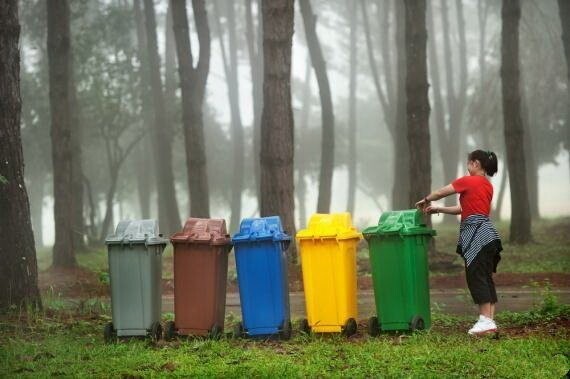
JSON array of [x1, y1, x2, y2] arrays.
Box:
[[297, 54, 312, 228], [133, 0, 153, 220], [300, 0, 334, 213], [171, 0, 211, 218], [70, 75, 84, 249], [260, 0, 296, 261], [47, 0, 76, 266], [501, 0, 531, 243], [361, 0, 409, 209], [143, 0, 181, 234], [346, 0, 358, 214], [245, 0, 264, 208], [0, 0, 42, 310], [213, 0, 244, 229], [437, 0, 468, 223], [558, 0, 570, 172], [404, 0, 431, 207]]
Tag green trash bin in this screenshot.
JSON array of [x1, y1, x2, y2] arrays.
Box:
[[103, 219, 168, 342], [363, 210, 435, 334]]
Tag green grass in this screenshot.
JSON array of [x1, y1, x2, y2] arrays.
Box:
[[0, 314, 568, 378]]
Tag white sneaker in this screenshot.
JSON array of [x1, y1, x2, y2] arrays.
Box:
[[468, 315, 497, 335]]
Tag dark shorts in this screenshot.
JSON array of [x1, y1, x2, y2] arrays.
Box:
[[465, 242, 501, 304]]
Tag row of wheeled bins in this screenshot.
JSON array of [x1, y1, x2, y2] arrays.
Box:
[[103, 210, 435, 342]]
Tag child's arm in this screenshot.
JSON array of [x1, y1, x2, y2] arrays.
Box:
[[415, 184, 456, 209], [425, 204, 462, 215]]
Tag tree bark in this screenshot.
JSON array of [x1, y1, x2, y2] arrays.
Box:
[[520, 78, 539, 219], [404, 0, 431, 209], [213, 0, 244, 230], [70, 74, 85, 250], [245, 0, 264, 209], [0, 0, 42, 310], [143, 0, 181, 234], [558, 0, 570, 174], [494, 168, 508, 220], [47, 0, 76, 267], [260, 0, 296, 261], [297, 55, 312, 228], [501, 0, 531, 243], [171, 0, 211, 219], [28, 170, 46, 247], [478, 0, 491, 149], [300, 0, 334, 213], [164, 2, 177, 143], [393, 0, 410, 210], [361, 0, 409, 209], [133, 0, 153, 220], [346, 0, 357, 214], [438, 0, 468, 223]]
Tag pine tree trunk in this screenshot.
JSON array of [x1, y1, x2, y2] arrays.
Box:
[[501, 0, 531, 244], [439, 0, 468, 224], [557, 0, 570, 176], [227, 1, 244, 230], [346, 0, 357, 215], [171, 0, 211, 219], [133, 0, 153, 220], [28, 169, 45, 247], [297, 56, 312, 228], [494, 168, 508, 220], [245, 0, 264, 209], [520, 81, 539, 219], [393, 0, 410, 210], [164, 2, 176, 143], [260, 0, 296, 261], [143, 0, 181, 235], [404, 0, 431, 208], [300, 0, 334, 213], [47, 0, 76, 267], [0, 0, 42, 310], [70, 73, 84, 250]]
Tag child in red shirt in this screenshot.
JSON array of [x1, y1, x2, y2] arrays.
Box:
[[415, 150, 502, 336]]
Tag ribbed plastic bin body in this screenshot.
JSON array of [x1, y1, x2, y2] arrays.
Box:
[[297, 213, 362, 334], [232, 217, 291, 338], [169, 218, 232, 337], [105, 220, 167, 338], [363, 210, 435, 333]]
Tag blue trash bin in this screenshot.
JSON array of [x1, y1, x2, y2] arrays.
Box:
[[232, 216, 292, 339]]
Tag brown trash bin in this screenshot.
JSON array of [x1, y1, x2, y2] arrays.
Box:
[[165, 218, 232, 339]]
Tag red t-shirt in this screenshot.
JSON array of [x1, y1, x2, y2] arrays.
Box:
[[451, 175, 493, 220]]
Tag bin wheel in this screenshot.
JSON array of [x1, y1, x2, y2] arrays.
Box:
[[232, 322, 244, 339], [410, 316, 425, 332], [280, 320, 292, 340], [164, 321, 176, 341], [209, 324, 222, 339], [103, 322, 115, 343], [343, 318, 357, 337], [299, 318, 311, 335], [150, 321, 162, 342], [368, 316, 380, 337]]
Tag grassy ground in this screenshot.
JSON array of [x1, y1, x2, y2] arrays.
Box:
[[1, 306, 568, 378]]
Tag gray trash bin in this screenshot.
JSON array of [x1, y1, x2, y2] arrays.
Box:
[[103, 219, 168, 342]]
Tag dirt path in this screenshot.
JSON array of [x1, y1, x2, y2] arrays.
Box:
[[161, 287, 570, 318]]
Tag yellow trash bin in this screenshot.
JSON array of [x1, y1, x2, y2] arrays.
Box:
[[297, 213, 362, 335]]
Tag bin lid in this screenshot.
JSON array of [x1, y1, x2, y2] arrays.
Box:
[[362, 209, 436, 238], [105, 219, 169, 246], [232, 216, 291, 243], [171, 218, 232, 246], [296, 213, 362, 241]]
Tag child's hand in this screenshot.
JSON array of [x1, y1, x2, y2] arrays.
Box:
[[425, 205, 439, 215], [415, 198, 429, 210]]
